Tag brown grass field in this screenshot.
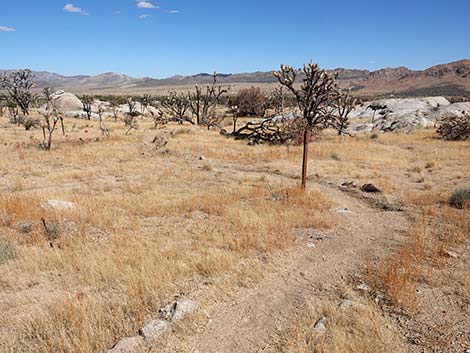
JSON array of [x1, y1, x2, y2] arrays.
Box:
[[0, 114, 469, 353]]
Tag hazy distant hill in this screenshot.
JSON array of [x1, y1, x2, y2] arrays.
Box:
[[2, 59, 469, 96]]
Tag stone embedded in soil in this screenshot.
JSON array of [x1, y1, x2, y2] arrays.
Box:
[[139, 319, 168, 339], [159, 299, 198, 321], [360, 183, 382, 193], [340, 181, 357, 189], [173, 299, 198, 320], [313, 316, 327, 332], [44, 199, 76, 210], [356, 283, 371, 292], [334, 207, 352, 214], [106, 336, 145, 353]]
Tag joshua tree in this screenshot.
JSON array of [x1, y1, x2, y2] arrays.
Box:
[[110, 101, 120, 122], [81, 95, 93, 120], [124, 97, 139, 135], [273, 62, 342, 189], [40, 88, 64, 150], [6, 98, 20, 124], [162, 91, 192, 124], [368, 102, 386, 123], [266, 87, 287, 115], [334, 93, 356, 136], [0, 69, 37, 118], [230, 105, 240, 133], [189, 73, 228, 125], [152, 109, 167, 128], [0, 94, 5, 117], [140, 94, 151, 115], [97, 105, 110, 137], [126, 97, 138, 117]]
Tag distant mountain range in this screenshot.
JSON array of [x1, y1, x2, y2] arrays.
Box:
[[1, 59, 469, 96]]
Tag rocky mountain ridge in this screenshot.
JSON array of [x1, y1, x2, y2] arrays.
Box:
[[1, 59, 469, 96]]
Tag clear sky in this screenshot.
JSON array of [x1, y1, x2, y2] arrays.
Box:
[[0, 0, 469, 78]]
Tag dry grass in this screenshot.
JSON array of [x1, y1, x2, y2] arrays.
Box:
[[0, 115, 469, 352], [265, 292, 404, 353], [0, 117, 335, 353]]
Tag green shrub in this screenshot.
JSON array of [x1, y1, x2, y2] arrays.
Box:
[[0, 241, 15, 265], [449, 187, 470, 209]]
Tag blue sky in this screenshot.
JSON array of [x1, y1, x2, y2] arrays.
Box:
[[0, 0, 469, 78]]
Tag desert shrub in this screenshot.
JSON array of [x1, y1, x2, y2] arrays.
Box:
[[437, 114, 470, 141], [236, 87, 266, 116], [0, 241, 15, 264], [449, 187, 470, 209]]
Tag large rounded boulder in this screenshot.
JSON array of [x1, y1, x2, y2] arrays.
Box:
[[50, 90, 83, 112]]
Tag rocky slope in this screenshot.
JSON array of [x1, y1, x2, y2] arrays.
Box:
[[1, 59, 469, 96]]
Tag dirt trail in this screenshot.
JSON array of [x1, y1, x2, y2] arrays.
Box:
[[153, 183, 409, 353]]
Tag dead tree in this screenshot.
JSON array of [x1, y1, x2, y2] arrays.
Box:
[[162, 91, 193, 124], [81, 95, 93, 120], [273, 62, 342, 189], [0, 69, 37, 118], [189, 73, 228, 125], [234, 113, 302, 144]]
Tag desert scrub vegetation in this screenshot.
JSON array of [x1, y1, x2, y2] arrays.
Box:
[[437, 113, 470, 140], [0, 117, 339, 352], [449, 187, 470, 209]]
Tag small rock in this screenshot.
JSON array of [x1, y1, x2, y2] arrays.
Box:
[[45, 200, 76, 210], [360, 183, 382, 193], [340, 181, 357, 189], [198, 156, 205, 160], [106, 336, 145, 353], [444, 250, 460, 258], [313, 316, 327, 332], [173, 299, 197, 321], [334, 207, 352, 214], [139, 319, 168, 339], [159, 299, 197, 321], [306, 242, 316, 248], [20, 222, 32, 234], [339, 299, 355, 309], [356, 283, 371, 292]]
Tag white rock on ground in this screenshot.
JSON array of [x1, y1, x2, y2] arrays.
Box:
[[428, 102, 470, 120], [105, 336, 145, 353], [138, 319, 168, 340], [159, 299, 198, 321], [62, 111, 100, 120], [44, 200, 76, 210], [349, 97, 451, 133], [313, 316, 327, 332], [41, 90, 84, 112]]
